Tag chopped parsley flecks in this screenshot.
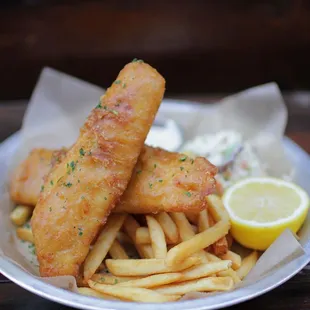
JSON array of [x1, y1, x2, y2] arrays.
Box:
[[111, 109, 119, 115], [40, 185, 44, 192], [190, 159, 194, 164], [88, 151, 92, 156], [179, 155, 187, 162], [78, 227, 83, 236], [149, 183, 153, 189], [180, 166, 184, 171], [114, 279, 118, 284], [78, 179, 80, 183], [28, 244, 36, 255], [158, 179, 163, 183], [122, 83, 126, 88], [185, 191, 192, 197], [137, 169, 142, 175], [154, 163, 157, 168], [25, 223, 31, 229], [49, 207, 52, 212], [64, 182, 73, 188], [81, 196, 85, 200], [96, 102, 102, 109], [79, 148, 86, 157], [132, 58, 144, 63], [50, 180, 54, 186], [100, 277, 105, 282], [104, 197, 107, 201], [114, 80, 121, 85]]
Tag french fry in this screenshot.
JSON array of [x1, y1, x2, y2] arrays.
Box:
[[77, 287, 120, 300], [135, 227, 151, 244], [218, 269, 241, 284], [10, 205, 32, 226], [123, 215, 153, 258], [84, 214, 127, 281], [170, 212, 209, 263], [204, 252, 241, 284], [106, 257, 201, 276], [91, 273, 139, 284], [207, 197, 229, 255], [169, 212, 194, 241], [166, 220, 230, 266], [207, 195, 229, 222], [154, 212, 179, 244], [155, 277, 234, 295], [16, 227, 34, 243], [109, 239, 129, 259], [198, 209, 209, 233], [184, 212, 198, 225], [88, 280, 181, 302], [181, 260, 232, 281], [204, 252, 221, 262], [118, 273, 183, 288], [237, 251, 258, 280], [220, 250, 242, 270], [146, 215, 167, 258]]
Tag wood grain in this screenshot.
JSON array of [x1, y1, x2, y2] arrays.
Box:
[[1, 1, 310, 99]]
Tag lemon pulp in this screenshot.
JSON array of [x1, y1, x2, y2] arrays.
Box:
[[223, 177, 309, 250]]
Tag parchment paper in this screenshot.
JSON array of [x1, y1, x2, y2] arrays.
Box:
[[0, 67, 306, 300]]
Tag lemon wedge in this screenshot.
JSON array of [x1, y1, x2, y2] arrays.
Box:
[[222, 177, 309, 250]]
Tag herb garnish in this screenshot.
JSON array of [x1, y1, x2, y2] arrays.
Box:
[[180, 166, 184, 171], [96, 102, 102, 109], [132, 58, 144, 63], [79, 148, 85, 157], [64, 182, 73, 188], [78, 227, 83, 236], [40, 185, 44, 192], [158, 179, 163, 183], [179, 155, 187, 162], [114, 80, 121, 85], [185, 191, 192, 197], [149, 183, 153, 189]]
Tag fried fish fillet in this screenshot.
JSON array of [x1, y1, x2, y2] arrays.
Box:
[[31, 61, 165, 277], [9, 148, 66, 206], [11, 146, 217, 214], [114, 147, 217, 213]]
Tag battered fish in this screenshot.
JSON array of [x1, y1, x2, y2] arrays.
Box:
[[11, 146, 217, 213], [115, 147, 217, 213], [31, 61, 165, 277], [9, 148, 66, 206]]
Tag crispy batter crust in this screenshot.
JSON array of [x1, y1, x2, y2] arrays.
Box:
[[31, 62, 165, 277]]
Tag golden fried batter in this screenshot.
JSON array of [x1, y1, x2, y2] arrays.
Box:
[[11, 146, 217, 214], [31, 61, 165, 277], [115, 147, 217, 213], [9, 148, 66, 206]]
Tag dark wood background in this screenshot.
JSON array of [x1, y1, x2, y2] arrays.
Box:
[[1, 0, 310, 100]]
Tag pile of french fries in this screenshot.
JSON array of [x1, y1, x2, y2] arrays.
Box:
[[11, 195, 258, 303]]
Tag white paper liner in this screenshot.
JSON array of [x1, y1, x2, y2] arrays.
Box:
[[0, 67, 306, 302]]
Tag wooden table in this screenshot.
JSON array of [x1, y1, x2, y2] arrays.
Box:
[[1, 94, 310, 309]]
